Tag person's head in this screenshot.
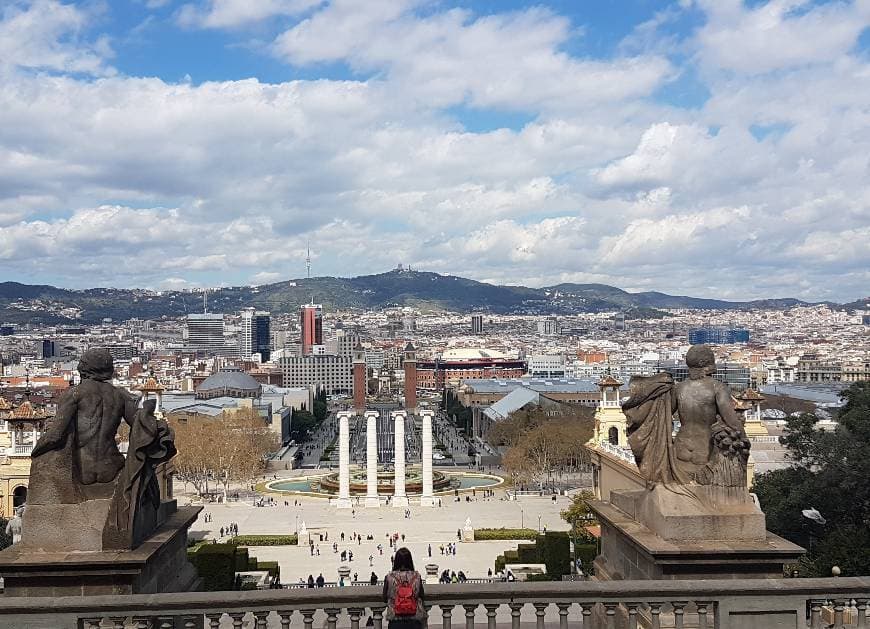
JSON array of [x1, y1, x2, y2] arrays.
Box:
[[392, 547, 414, 571], [686, 344, 716, 379]]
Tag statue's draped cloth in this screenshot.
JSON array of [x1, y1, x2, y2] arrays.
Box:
[[622, 373, 689, 487]]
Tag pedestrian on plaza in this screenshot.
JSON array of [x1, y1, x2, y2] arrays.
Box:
[[316, 573, 325, 587], [220, 527, 224, 537], [401, 534, 405, 542], [370, 571, 379, 585], [457, 529, 461, 541], [427, 544, 431, 557], [369, 554, 374, 566], [383, 547, 426, 629], [487, 568, 492, 578], [354, 572, 359, 583], [307, 574, 315, 588]]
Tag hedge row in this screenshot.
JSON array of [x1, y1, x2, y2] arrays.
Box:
[[188, 543, 281, 591], [474, 528, 539, 541], [491, 531, 576, 579], [227, 535, 298, 546], [189, 544, 237, 591]]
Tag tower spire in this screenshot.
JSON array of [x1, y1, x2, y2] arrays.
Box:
[[306, 241, 311, 280]]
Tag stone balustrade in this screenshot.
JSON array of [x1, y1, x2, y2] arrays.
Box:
[[1, 577, 867, 629], [598, 440, 636, 465]]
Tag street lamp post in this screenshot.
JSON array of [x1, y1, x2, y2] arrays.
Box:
[[521, 508, 524, 529]]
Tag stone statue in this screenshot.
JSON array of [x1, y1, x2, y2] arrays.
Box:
[[23, 349, 177, 551], [623, 345, 751, 494], [5, 506, 23, 544]]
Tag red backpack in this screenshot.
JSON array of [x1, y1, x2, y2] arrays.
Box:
[[393, 573, 418, 616]]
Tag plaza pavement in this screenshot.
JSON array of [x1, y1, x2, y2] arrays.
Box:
[[178, 472, 591, 628]]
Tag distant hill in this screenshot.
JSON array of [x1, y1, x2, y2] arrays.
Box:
[[0, 270, 831, 325]]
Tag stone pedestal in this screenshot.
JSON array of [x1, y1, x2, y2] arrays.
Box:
[[335, 411, 352, 509], [0, 506, 202, 597], [420, 410, 435, 506], [365, 411, 380, 508], [392, 411, 409, 507], [588, 490, 804, 628]]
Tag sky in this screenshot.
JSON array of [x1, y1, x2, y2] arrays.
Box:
[[0, 0, 869, 301]]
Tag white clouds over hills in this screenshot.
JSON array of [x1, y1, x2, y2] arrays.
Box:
[[0, 0, 868, 301]]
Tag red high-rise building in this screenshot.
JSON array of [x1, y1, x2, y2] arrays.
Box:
[[403, 342, 417, 413], [353, 342, 366, 413], [300, 303, 322, 355]]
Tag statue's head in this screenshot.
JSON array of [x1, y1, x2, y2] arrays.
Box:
[[78, 348, 115, 381], [686, 344, 716, 378]]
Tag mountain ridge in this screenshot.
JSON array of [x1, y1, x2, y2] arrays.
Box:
[[0, 270, 839, 325]]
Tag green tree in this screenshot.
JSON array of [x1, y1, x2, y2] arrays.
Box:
[[753, 381, 870, 576], [290, 409, 317, 442], [313, 399, 328, 422], [560, 490, 598, 543]]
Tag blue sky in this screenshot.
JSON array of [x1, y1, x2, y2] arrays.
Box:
[[0, 0, 869, 301]]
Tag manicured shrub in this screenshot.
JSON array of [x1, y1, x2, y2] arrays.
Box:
[[191, 544, 237, 591], [516, 543, 540, 563], [256, 560, 280, 578], [575, 543, 598, 574], [234, 546, 250, 572], [494, 555, 506, 573], [474, 528, 538, 541], [536, 532, 571, 578], [227, 535, 298, 546]]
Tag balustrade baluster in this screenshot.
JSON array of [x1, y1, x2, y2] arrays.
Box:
[[301, 609, 316, 629], [483, 604, 498, 629], [109, 617, 126, 629], [253, 611, 270, 629], [533, 603, 548, 629], [349, 607, 363, 629], [157, 616, 175, 629], [228, 612, 246, 629], [648, 603, 662, 629], [603, 602, 618, 629], [625, 603, 640, 629], [326, 608, 340, 629], [695, 602, 711, 629], [372, 606, 384, 629], [833, 600, 846, 629], [856, 598, 868, 628], [578, 603, 593, 628], [463, 604, 478, 629], [82, 620, 102, 629], [556, 603, 570, 629], [182, 615, 199, 629], [133, 617, 152, 629], [278, 610, 293, 629], [508, 602, 523, 629], [440, 604, 454, 629], [671, 602, 687, 629], [205, 613, 223, 629], [810, 600, 823, 629]]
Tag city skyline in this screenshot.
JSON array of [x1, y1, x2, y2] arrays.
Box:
[[0, 1, 869, 301]]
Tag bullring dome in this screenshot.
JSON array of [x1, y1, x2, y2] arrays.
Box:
[[195, 367, 261, 400]]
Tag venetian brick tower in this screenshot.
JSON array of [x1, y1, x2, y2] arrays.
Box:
[[403, 342, 417, 414], [353, 342, 366, 413]]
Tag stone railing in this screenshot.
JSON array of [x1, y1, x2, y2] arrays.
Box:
[[598, 441, 636, 465], [0, 577, 867, 629], [11, 444, 33, 456]]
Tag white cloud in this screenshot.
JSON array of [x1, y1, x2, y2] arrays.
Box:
[[273, 1, 673, 112], [176, 0, 323, 29], [0, 1, 868, 301], [0, 0, 114, 76], [695, 0, 870, 75]]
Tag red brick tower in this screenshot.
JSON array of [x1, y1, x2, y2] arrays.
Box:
[[353, 342, 366, 413], [403, 342, 417, 413]]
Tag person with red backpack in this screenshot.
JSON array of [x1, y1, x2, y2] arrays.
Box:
[[382, 547, 427, 629]]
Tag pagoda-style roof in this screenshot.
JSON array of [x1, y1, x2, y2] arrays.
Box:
[[597, 375, 623, 387], [138, 376, 165, 392], [738, 388, 765, 402], [733, 397, 752, 412], [10, 400, 48, 421]]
